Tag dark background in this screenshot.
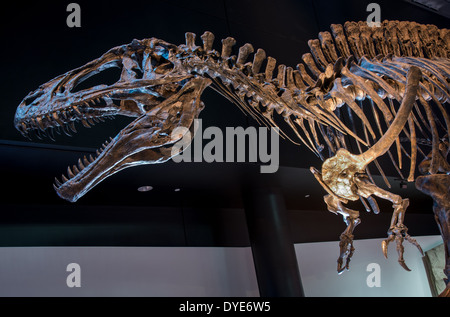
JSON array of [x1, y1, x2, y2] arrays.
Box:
[[0, 0, 448, 247]]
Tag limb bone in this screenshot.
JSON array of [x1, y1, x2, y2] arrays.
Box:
[[310, 66, 423, 272]]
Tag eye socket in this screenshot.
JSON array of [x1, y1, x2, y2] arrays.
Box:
[[154, 45, 170, 59], [154, 62, 174, 74], [148, 45, 174, 74], [70, 65, 122, 94]]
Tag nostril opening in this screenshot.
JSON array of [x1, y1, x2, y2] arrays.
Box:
[[23, 91, 44, 106]]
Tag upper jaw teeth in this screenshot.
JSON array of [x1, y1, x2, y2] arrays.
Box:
[[16, 96, 118, 140]]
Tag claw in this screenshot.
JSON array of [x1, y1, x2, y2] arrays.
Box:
[[337, 262, 347, 275], [336, 216, 360, 274], [398, 259, 411, 271], [382, 224, 423, 271], [381, 234, 394, 259], [337, 231, 356, 274], [395, 235, 411, 271], [381, 240, 388, 259], [405, 233, 424, 256]]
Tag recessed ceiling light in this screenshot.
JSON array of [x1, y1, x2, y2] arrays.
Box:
[[137, 185, 153, 192], [174, 188, 181, 192], [305, 194, 310, 198]]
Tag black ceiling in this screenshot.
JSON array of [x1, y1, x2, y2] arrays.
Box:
[[0, 0, 447, 247]]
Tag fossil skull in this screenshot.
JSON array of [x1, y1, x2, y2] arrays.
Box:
[[14, 38, 211, 202]]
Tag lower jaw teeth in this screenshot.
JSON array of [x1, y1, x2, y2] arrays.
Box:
[[53, 136, 112, 189]]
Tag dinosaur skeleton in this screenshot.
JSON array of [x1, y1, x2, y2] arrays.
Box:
[[14, 20, 450, 292]]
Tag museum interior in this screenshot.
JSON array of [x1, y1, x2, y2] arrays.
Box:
[[0, 0, 448, 297]]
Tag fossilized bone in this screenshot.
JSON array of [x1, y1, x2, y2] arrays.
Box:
[[14, 20, 450, 290]]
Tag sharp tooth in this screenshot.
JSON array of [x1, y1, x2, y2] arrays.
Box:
[[69, 121, 77, 133], [83, 156, 89, 167], [30, 118, 37, 129], [78, 158, 85, 170], [20, 130, 31, 140], [54, 177, 62, 187], [52, 112, 65, 126], [96, 149, 101, 156], [20, 122, 28, 131], [92, 117, 99, 123], [18, 122, 31, 139], [97, 117, 105, 122], [89, 154, 95, 163], [81, 119, 91, 128], [67, 166, 75, 178], [62, 124, 72, 137], [48, 127, 56, 141], [45, 114, 54, 127], [73, 165, 80, 174], [62, 174, 69, 183], [60, 110, 68, 120], [34, 128, 43, 140], [87, 117, 95, 125], [36, 116, 45, 131], [73, 106, 82, 116]]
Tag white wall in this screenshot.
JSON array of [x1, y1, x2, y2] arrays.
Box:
[[0, 247, 259, 297], [0, 235, 442, 297], [295, 235, 443, 297]]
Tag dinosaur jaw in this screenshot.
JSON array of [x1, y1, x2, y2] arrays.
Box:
[[52, 112, 184, 202], [14, 95, 156, 202], [52, 117, 145, 203], [15, 76, 209, 202], [14, 74, 194, 138], [53, 78, 210, 202]]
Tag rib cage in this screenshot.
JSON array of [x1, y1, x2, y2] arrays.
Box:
[[196, 20, 449, 186], [13, 20, 450, 199]]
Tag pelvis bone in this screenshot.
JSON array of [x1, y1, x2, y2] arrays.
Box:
[[311, 66, 424, 272]]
